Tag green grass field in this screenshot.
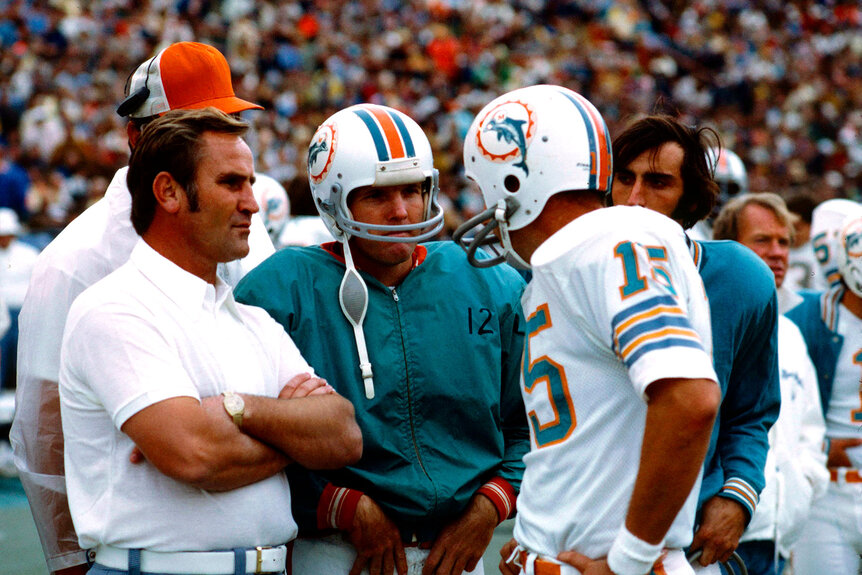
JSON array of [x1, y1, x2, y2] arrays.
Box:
[[0, 477, 45, 575]]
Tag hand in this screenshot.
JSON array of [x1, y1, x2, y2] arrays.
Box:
[[130, 446, 145, 464], [347, 495, 407, 575], [826, 437, 862, 468], [279, 373, 335, 399], [423, 494, 498, 575], [689, 497, 746, 565], [498, 538, 520, 575], [557, 550, 614, 575]]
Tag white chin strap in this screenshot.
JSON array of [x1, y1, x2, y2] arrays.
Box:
[[495, 199, 531, 270], [339, 241, 374, 399]]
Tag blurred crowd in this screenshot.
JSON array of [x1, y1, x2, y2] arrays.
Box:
[[0, 0, 860, 244]]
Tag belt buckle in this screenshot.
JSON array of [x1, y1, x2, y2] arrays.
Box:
[[255, 546, 271, 574]]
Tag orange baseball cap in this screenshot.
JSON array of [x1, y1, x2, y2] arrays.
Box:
[[117, 42, 263, 118]]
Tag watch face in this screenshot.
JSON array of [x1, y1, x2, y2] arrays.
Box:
[[224, 393, 244, 414]]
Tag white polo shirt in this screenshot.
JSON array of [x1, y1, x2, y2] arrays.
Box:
[[10, 166, 274, 569], [59, 239, 304, 551]]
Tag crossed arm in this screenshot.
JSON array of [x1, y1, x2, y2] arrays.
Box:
[[122, 373, 362, 491]]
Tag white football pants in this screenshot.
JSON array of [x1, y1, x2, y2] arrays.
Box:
[[291, 534, 484, 575]]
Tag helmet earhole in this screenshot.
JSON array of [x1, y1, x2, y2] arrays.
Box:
[[504, 175, 520, 193]]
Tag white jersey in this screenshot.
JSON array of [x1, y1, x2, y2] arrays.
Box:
[[823, 304, 862, 437], [513, 206, 717, 559]]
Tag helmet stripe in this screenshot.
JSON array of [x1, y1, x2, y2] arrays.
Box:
[[366, 105, 407, 159], [389, 110, 416, 157], [717, 150, 728, 172], [354, 109, 389, 161], [354, 108, 391, 161], [572, 91, 613, 191], [558, 89, 612, 191], [353, 105, 412, 162]]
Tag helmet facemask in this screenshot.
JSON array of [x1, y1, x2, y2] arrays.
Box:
[[838, 215, 862, 298]]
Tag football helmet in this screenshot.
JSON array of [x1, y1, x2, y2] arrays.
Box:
[[837, 214, 862, 298], [453, 84, 613, 269], [307, 103, 443, 243], [707, 147, 748, 208], [811, 198, 862, 289], [252, 173, 290, 247]]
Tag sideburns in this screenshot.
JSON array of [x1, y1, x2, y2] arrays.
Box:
[[184, 180, 200, 213]]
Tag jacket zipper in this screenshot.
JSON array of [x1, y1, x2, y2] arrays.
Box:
[[392, 287, 432, 488]]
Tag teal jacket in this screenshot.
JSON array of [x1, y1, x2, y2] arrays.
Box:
[[235, 241, 529, 543], [692, 240, 780, 521]]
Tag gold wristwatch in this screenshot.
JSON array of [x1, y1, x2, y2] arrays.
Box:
[[222, 391, 245, 428]]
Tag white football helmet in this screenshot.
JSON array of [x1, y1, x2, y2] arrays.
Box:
[[837, 213, 862, 297], [707, 147, 748, 209], [252, 173, 290, 247], [453, 84, 613, 268], [811, 198, 862, 289], [307, 103, 443, 243]]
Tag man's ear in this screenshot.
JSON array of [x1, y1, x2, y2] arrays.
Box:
[[153, 172, 182, 214], [127, 122, 141, 149]]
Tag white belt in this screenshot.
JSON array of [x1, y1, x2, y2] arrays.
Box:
[[94, 545, 287, 574]]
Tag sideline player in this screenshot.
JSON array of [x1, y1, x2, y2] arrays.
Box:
[[11, 42, 274, 575], [712, 193, 828, 574], [235, 103, 529, 575], [788, 212, 862, 575], [454, 84, 719, 575], [610, 115, 780, 571]]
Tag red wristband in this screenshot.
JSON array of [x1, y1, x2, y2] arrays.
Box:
[[477, 477, 517, 523], [317, 483, 364, 531]]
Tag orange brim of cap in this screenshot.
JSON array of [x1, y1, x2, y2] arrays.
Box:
[[178, 95, 264, 115]]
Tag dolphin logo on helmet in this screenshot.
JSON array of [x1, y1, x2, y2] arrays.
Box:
[[483, 114, 531, 176], [475, 100, 536, 179], [308, 122, 337, 185], [308, 138, 329, 171]]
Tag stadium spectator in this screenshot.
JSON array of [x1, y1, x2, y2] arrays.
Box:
[[0, 2, 858, 236]]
